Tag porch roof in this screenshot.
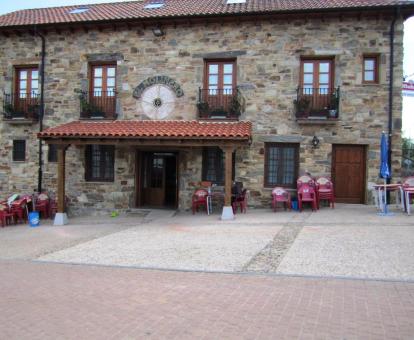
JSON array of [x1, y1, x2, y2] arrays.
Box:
[[38, 120, 252, 145]]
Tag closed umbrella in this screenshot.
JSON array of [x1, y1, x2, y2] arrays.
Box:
[[379, 131, 391, 214]]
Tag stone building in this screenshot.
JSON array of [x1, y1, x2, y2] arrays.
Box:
[[0, 0, 413, 221]]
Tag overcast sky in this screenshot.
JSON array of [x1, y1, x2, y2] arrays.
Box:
[[1, 1, 413, 137]]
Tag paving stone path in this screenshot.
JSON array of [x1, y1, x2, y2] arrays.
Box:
[[1, 260, 413, 340]]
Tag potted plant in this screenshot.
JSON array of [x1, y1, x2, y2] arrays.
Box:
[[196, 101, 210, 117], [293, 97, 310, 116]]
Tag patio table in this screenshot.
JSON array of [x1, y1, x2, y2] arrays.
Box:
[[373, 184, 404, 212], [206, 191, 237, 215]]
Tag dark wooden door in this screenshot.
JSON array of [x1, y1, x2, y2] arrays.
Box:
[[332, 145, 366, 204], [143, 153, 165, 206], [139, 152, 178, 208]]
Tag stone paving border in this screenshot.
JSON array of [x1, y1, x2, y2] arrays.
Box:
[[242, 213, 311, 273]]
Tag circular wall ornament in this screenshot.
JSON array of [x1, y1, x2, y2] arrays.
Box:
[[141, 84, 176, 119]]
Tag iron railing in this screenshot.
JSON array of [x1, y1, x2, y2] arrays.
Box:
[[2, 92, 40, 120], [79, 90, 117, 119], [197, 87, 244, 119], [294, 87, 340, 119]]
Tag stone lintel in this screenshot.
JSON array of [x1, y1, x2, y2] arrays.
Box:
[[192, 50, 247, 59], [258, 135, 304, 143], [86, 53, 124, 62]]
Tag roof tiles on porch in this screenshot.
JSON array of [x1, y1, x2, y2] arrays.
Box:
[[38, 120, 252, 140]]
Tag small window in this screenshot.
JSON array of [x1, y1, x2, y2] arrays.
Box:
[[48, 144, 58, 163], [264, 143, 299, 188], [363, 55, 379, 84], [227, 0, 246, 4], [13, 140, 26, 162], [85, 145, 115, 182], [68, 7, 89, 14], [202, 147, 235, 185], [144, 0, 165, 9]]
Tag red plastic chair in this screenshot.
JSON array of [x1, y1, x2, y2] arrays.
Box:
[[298, 184, 317, 212], [35, 193, 50, 219], [10, 198, 28, 223], [297, 175, 316, 189], [316, 177, 335, 209], [192, 189, 209, 214], [0, 204, 14, 227], [271, 187, 291, 212], [232, 189, 248, 214]]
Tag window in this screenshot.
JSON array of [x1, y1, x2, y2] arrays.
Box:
[[13, 140, 26, 162], [202, 147, 235, 185], [144, 0, 165, 9], [300, 58, 334, 95], [90, 64, 116, 97], [85, 145, 115, 182], [204, 60, 236, 95], [16, 67, 39, 99], [264, 143, 299, 188], [48, 144, 58, 163], [363, 54, 379, 84]]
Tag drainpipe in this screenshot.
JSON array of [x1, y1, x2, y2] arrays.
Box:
[[388, 6, 400, 183], [34, 27, 46, 193]]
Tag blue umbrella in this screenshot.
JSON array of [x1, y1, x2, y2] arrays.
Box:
[[379, 132, 391, 214]]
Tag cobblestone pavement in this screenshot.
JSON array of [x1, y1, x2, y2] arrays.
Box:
[[1, 260, 414, 340]]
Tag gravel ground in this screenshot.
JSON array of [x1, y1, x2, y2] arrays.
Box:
[[37, 221, 281, 271], [0, 216, 144, 260], [276, 225, 414, 280], [38, 222, 282, 271]]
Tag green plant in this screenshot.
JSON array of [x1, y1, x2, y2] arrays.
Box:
[[3, 103, 14, 116], [79, 93, 104, 117], [229, 95, 242, 116], [293, 97, 310, 113], [196, 101, 210, 116]]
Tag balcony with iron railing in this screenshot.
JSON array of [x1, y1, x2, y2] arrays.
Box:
[[2, 92, 40, 123], [294, 87, 340, 122], [197, 87, 245, 120], [79, 90, 117, 120]]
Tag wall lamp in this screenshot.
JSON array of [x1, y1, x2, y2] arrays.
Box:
[[312, 135, 320, 148], [152, 27, 164, 37]]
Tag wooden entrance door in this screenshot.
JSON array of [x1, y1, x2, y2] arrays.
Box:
[[332, 145, 366, 203], [138, 152, 177, 208]]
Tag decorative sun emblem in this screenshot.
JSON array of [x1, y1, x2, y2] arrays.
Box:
[[141, 85, 176, 119]]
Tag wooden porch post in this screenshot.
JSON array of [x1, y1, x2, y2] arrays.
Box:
[[54, 144, 69, 225], [221, 145, 235, 220]]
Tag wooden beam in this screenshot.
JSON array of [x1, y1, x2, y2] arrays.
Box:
[[41, 138, 250, 148], [222, 146, 234, 207], [57, 145, 69, 213]]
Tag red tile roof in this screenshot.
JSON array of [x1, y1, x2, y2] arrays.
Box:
[[38, 120, 252, 140], [0, 0, 410, 28]]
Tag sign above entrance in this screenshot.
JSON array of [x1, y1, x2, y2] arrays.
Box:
[[133, 76, 184, 99]]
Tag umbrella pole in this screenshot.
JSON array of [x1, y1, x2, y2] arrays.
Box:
[[383, 179, 387, 214]]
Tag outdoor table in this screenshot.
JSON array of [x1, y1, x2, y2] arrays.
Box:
[[206, 191, 224, 215], [206, 191, 237, 215], [373, 184, 403, 212], [401, 187, 414, 215]]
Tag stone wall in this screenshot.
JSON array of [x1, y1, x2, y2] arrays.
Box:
[[0, 14, 405, 213]]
